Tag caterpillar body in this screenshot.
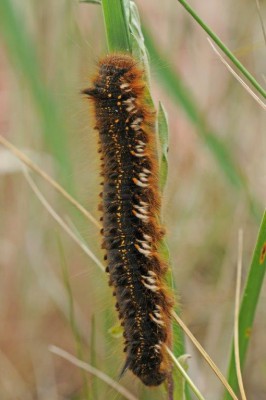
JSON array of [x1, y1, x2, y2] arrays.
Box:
[[83, 54, 173, 386]]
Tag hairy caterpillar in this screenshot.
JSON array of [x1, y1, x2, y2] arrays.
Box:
[[83, 54, 173, 386]]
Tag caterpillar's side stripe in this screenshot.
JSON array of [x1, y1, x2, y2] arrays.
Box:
[[83, 54, 174, 386]]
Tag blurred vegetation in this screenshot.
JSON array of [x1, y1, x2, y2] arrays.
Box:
[[0, 0, 265, 399]]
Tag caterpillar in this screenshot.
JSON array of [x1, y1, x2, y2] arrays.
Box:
[[83, 54, 174, 386]]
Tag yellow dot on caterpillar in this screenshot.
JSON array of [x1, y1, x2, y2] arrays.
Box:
[[118, 95, 122, 99], [117, 101, 121, 106], [115, 119, 119, 123], [126, 127, 129, 131], [108, 93, 112, 97]]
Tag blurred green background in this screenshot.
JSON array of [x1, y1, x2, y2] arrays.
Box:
[[0, 0, 265, 399]]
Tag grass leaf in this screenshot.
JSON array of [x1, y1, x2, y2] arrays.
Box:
[[177, 0, 266, 99], [225, 210, 266, 399], [0, 0, 73, 192], [174, 355, 191, 400], [143, 25, 261, 220], [80, 0, 101, 4], [101, 0, 131, 52]]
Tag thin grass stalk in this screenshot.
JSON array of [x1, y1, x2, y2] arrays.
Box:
[[49, 346, 138, 400], [172, 312, 239, 400], [256, 0, 266, 46], [57, 238, 91, 399], [142, 26, 261, 221], [166, 348, 206, 400], [225, 211, 266, 399], [207, 39, 266, 111], [177, 0, 266, 98], [0, 135, 100, 228], [234, 231, 247, 400], [23, 168, 104, 272]]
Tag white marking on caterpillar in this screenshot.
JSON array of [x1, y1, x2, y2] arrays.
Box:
[[148, 270, 156, 277], [154, 344, 161, 353], [150, 313, 165, 326], [134, 205, 149, 215], [133, 178, 149, 187], [133, 210, 149, 222], [131, 118, 142, 127], [141, 275, 156, 285], [135, 244, 151, 257], [126, 105, 136, 113], [137, 239, 152, 250], [120, 83, 130, 89], [142, 168, 151, 175], [123, 97, 135, 104], [138, 140, 145, 146], [134, 204, 149, 214], [139, 175, 148, 182], [140, 242, 152, 250], [139, 173, 148, 179], [131, 125, 141, 132], [140, 201, 149, 207], [143, 282, 158, 292], [130, 151, 146, 158]]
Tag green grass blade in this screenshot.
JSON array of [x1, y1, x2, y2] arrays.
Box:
[[101, 0, 131, 52], [80, 0, 101, 4], [225, 210, 266, 399], [168, 349, 206, 400], [174, 355, 191, 400], [143, 26, 262, 221], [143, 27, 243, 188], [0, 0, 73, 192], [177, 0, 266, 99]]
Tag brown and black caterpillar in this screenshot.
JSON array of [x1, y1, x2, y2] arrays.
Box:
[[83, 54, 173, 386]]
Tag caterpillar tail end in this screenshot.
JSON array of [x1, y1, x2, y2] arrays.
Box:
[[119, 358, 130, 380]]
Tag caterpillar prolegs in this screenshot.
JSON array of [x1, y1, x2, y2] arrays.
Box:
[[83, 54, 174, 386]]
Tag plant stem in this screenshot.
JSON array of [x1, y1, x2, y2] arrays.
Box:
[[225, 210, 266, 399], [177, 0, 266, 98], [101, 0, 131, 52]]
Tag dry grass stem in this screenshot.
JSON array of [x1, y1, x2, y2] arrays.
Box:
[[256, 0, 266, 46], [234, 230, 247, 400], [23, 168, 105, 272], [172, 311, 239, 400], [49, 345, 138, 400], [207, 39, 266, 110], [0, 135, 100, 228]]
